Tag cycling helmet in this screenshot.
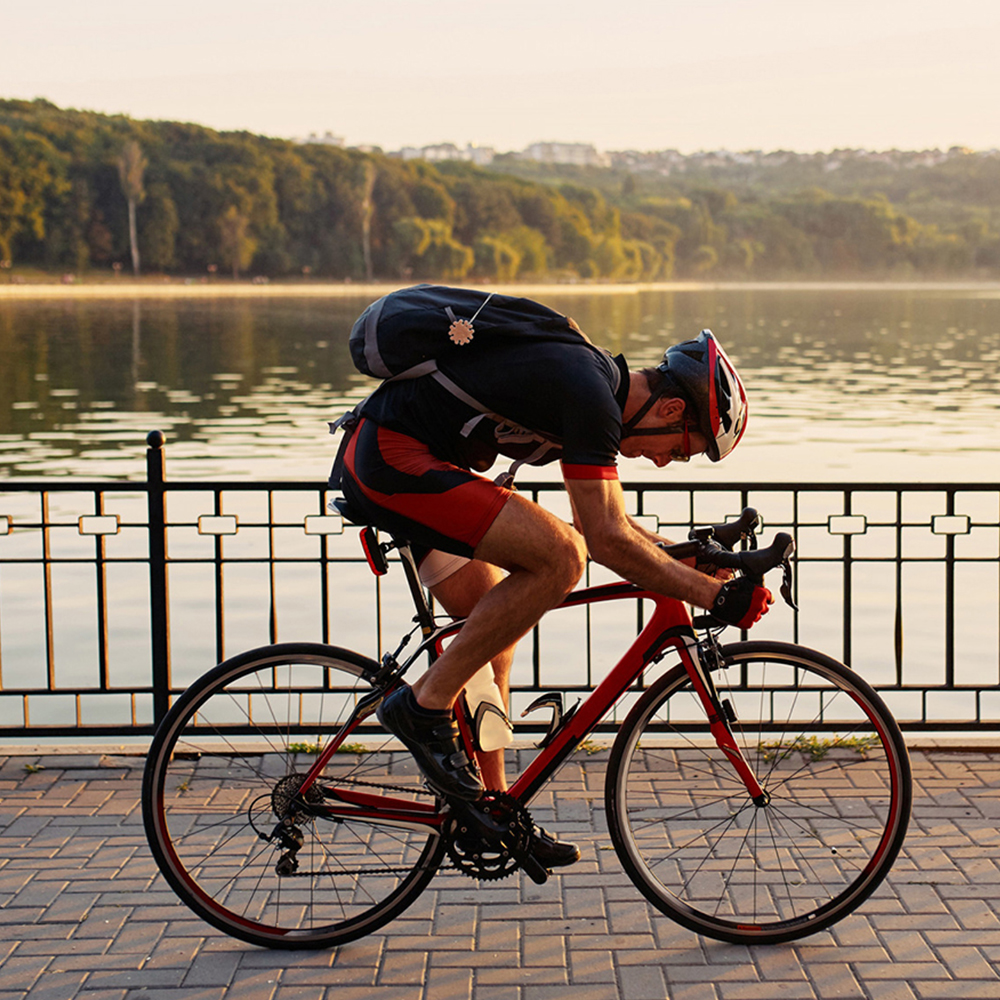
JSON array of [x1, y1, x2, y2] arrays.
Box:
[[623, 330, 748, 461]]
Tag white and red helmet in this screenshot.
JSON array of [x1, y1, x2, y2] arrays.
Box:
[[656, 330, 748, 462]]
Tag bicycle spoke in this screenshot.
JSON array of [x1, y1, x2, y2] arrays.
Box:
[[144, 646, 444, 949], [607, 643, 909, 944]]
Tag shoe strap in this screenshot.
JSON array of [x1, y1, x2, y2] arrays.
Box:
[[427, 720, 461, 743], [446, 750, 472, 770]]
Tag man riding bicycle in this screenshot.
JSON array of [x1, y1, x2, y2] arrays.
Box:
[[333, 289, 772, 869]]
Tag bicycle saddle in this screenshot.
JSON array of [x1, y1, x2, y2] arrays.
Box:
[[330, 496, 370, 526]]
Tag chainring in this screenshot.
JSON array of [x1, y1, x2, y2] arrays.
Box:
[[445, 791, 534, 882]]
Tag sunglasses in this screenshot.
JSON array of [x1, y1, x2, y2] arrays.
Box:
[[670, 421, 692, 463], [622, 421, 693, 461]]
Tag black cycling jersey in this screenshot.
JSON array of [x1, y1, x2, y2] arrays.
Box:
[[358, 340, 632, 477]]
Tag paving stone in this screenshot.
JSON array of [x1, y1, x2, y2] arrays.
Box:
[[754, 948, 808, 981], [935, 945, 1000, 980], [718, 984, 816, 999], [617, 963, 668, 999], [377, 949, 427, 985], [567, 947, 615, 984], [181, 952, 242, 988], [424, 964, 473, 999], [22, 971, 88, 1000], [0, 957, 50, 992], [880, 930, 939, 963], [521, 987, 617, 1000], [7, 748, 1000, 1000], [476, 967, 567, 986]]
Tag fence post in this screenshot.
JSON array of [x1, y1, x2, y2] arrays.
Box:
[[146, 430, 171, 725]]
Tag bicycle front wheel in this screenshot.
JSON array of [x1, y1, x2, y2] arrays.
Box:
[[143, 643, 444, 950], [606, 640, 911, 944]]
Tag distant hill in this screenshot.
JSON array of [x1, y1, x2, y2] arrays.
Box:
[[1, 98, 998, 281]]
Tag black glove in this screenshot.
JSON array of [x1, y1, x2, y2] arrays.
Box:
[[711, 577, 773, 629]]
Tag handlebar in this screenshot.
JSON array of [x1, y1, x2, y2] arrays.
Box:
[[658, 507, 798, 613]]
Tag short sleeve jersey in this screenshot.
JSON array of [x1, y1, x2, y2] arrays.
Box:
[[358, 340, 631, 480]]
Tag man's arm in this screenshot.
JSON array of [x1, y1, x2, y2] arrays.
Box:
[[564, 476, 722, 609]]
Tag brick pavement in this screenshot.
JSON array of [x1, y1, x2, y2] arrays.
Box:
[[1, 746, 999, 1000]]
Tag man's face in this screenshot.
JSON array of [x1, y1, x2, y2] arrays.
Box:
[[619, 428, 708, 467], [619, 395, 708, 466]]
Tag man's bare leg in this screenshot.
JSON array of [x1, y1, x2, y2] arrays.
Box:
[[416, 526, 583, 867], [410, 493, 586, 712], [426, 559, 513, 791]]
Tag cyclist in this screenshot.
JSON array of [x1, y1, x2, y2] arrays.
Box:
[[335, 301, 771, 868]]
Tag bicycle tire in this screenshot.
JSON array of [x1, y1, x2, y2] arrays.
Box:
[[606, 640, 911, 945], [142, 642, 445, 950]]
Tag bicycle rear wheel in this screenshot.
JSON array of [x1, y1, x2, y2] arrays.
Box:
[[143, 642, 444, 950], [606, 640, 910, 944]]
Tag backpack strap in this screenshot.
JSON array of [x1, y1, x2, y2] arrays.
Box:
[[329, 363, 562, 490]]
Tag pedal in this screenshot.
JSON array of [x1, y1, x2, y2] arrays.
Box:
[[521, 854, 549, 885]]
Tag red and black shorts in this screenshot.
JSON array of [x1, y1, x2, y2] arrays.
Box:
[[340, 418, 514, 561]]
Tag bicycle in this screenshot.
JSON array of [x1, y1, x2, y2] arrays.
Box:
[[142, 505, 911, 950]]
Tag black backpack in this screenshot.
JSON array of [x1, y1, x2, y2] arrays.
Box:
[[330, 285, 598, 487], [348, 284, 589, 380]]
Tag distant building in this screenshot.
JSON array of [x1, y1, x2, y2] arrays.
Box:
[[522, 142, 610, 167], [297, 131, 346, 147], [398, 143, 496, 165]]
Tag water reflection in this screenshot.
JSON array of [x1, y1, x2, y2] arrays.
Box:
[[1, 287, 997, 482]]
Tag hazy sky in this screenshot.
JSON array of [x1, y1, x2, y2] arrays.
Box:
[[2, 0, 997, 153]]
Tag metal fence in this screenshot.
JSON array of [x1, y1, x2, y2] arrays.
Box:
[[0, 432, 997, 738]]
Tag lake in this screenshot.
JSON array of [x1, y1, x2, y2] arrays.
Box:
[[2, 283, 998, 484], [0, 283, 998, 737]]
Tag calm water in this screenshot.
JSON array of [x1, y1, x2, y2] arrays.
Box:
[[1, 285, 999, 731], [2, 285, 998, 484]]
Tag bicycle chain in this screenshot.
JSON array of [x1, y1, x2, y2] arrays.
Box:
[[318, 775, 436, 796]]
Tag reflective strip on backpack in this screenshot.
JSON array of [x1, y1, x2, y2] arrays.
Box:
[[362, 295, 391, 378]]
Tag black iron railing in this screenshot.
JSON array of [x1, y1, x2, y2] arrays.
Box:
[[0, 432, 997, 738]]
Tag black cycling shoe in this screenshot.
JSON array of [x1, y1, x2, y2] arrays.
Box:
[[529, 826, 581, 869], [376, 684, 484, 802]]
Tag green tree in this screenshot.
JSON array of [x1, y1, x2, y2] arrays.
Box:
[[473, 235, 521, 281], [140, 182, 179, 270], [390, 217, 472, 280], [691, 244, 719, 275], [117, 139, 147, 275], [218, 205, 256, 278], [360, 159, 376, 281], [0, 125, 64, 263], [502, 225, 549, 276]]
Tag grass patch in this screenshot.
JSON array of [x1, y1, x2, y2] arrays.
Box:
[[758, 734, 880, 763], [288, 741, 369, 756]]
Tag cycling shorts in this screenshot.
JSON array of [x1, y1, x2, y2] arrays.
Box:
[[340, 418, 514, 563]]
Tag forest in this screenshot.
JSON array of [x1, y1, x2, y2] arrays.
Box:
[[2, 97, 999, 283]]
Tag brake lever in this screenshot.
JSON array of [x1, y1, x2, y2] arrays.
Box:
[[779, 557, 798, 611]]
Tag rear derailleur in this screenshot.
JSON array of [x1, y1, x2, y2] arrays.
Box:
[[251, 773, 324, 877]]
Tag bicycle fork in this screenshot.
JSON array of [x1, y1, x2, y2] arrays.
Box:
[[682, 633, 769, 807]]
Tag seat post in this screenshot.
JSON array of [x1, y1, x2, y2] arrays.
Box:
[[394, 539, 436, 636]]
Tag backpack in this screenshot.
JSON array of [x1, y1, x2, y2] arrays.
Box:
[[349, 284, 588, 380], [330, 285, 599, 487]]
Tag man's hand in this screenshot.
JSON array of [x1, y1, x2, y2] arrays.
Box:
[[711, 577, 773, 629], [695, 560, 734, 583]]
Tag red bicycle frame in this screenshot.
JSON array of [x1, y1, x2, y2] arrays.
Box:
[[301, 578, 766, 827]]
